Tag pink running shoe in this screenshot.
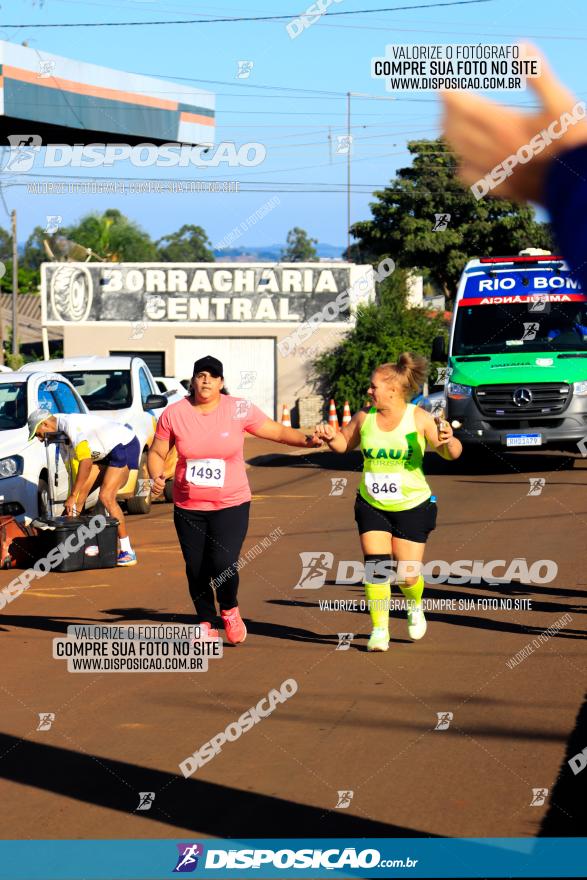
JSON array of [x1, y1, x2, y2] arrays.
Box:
[[220, 607, 247, 644], [195, 621, 220, 641]]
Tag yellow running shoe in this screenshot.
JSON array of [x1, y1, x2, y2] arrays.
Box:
[[367, 626, 389, 652], [407, 604, 427, 640]]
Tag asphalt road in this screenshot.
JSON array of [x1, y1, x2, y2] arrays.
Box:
[[0, 438, 585, 841]]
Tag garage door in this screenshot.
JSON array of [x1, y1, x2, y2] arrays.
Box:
[[111, 351, 165, 376], [175, 337, 275, 419]]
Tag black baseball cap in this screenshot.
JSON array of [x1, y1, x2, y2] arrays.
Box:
[[193, 355, 224, 378]]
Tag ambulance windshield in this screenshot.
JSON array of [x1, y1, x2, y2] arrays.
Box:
[[453, 301, 587, 355], [453, 266, 587, 355]]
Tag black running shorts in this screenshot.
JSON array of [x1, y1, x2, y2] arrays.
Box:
[[354, 493, 437, 543]]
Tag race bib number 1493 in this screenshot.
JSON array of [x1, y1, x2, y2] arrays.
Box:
[[186, 458, 225, 488], [365, 472, 404, 501]]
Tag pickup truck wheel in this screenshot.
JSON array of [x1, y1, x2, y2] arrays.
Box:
[[164, 479, 174, 503], [126, 454, 152, 515]]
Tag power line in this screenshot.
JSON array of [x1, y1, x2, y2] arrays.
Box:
[[129, 71, 548, 110], [3, 169, 453, 187], [0, 0, 496, 28], [5, 182, 451, 194], [137, 75, 346, 98]]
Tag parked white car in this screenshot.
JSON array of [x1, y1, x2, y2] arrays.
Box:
[[154, 376, 188, 401], [415, 389, 446, 416], [20, 356, 177, 513], [0, 370, 99, 518]]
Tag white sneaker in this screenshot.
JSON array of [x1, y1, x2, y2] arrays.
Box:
[[407, 603, 427, 640], [367, 626, 390, 652]]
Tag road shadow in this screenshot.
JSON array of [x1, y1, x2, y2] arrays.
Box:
[[539, 691, 587, 836], [424, 449, 579, 476], [2, 572, 584, 646], [0, 733, 434, 838], [247, 448, 582, 477], [268, 580, 586, 640], [0, 608, 198, 637], [317, 577, 587, 606], [0, 607, 340, 647]]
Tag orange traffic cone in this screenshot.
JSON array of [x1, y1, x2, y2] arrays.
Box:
[[328, 399, 339, 431], [342, 401, 351, 426], [281, 404, 291, 427]]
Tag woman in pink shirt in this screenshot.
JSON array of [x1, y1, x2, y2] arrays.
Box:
[[148, 355, 320, 644]]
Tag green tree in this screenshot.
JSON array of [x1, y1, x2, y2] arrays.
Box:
[[157, 224, 215, 262], [64, 209, 158, 261], [23, 225, 61, 270], [0, 263, 40, 294], [312, 269, 445, 413], [0, 227, 11, 264], [281, 227, 319, 262], [349, 139, 553, 300]]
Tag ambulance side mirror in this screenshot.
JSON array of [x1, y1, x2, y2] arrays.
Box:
[[432, 336, 446, 362]]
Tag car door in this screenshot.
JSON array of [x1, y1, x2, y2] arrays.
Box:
[[136, 365, 177, 485], [137, 365, 161, 444], [35, 378, 73, 512]]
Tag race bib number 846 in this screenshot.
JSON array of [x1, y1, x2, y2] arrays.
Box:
[[186, 458, 225, 488], [365, 472, 404, 501]]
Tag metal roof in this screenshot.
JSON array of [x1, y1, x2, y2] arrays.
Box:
[[0, 41, 215, 147], [0, 293, 62, 342]]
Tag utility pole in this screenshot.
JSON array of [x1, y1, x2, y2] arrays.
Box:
[[11, 209, 18, 357], [344, 91, 396, 261], [0, 259, 4, 365], [347, 91, 351, 259]]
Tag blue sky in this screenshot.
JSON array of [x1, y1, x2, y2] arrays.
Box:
[[1, 0, 585, 249]]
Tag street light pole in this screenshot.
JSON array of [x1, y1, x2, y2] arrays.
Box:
[[344, 91, 396, 262], [0, 269, 4, 366], [347, 91, 351, 259], [11, 209, 18, 358]]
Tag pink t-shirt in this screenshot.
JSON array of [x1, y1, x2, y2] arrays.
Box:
[[155, 395, 268, 510]]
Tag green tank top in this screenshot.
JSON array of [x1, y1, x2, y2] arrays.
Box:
[[358, 403, 431, 512]]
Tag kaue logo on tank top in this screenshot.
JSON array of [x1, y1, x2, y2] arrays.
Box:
[[363, 447, 413, 461]]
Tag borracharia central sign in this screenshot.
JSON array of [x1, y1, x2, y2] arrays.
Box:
[[41, 263, 372, 325]]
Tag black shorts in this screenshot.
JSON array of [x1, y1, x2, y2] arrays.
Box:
[[354, 493, 437, 543]]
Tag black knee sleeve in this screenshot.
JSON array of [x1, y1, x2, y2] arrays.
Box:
[[363, 553, 393, 585]]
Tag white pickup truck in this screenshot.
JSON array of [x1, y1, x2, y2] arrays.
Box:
[[0, 370, 99, 518], [20, 356, 180, 513]]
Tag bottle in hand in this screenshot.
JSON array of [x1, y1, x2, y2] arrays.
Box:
[[434, 407, 448, 433]]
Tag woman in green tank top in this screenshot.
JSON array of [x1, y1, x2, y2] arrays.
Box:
[[316, 352, 462, 652]]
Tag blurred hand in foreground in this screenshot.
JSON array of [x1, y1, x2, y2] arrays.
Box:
[[441, 44, 587, 203]]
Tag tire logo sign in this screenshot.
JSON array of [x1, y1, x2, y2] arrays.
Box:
[[50, 265, 93, 322]]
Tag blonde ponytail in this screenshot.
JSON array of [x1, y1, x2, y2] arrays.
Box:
[[376, 353, 428, 400]]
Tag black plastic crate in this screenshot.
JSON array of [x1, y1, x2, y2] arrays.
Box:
[[24, 515, 119, 572]]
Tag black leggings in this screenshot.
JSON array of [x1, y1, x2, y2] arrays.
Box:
[[173, 502, 250, 623]]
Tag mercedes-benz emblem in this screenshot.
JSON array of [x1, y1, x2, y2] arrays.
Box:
[[513, 387, 533, 407]]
